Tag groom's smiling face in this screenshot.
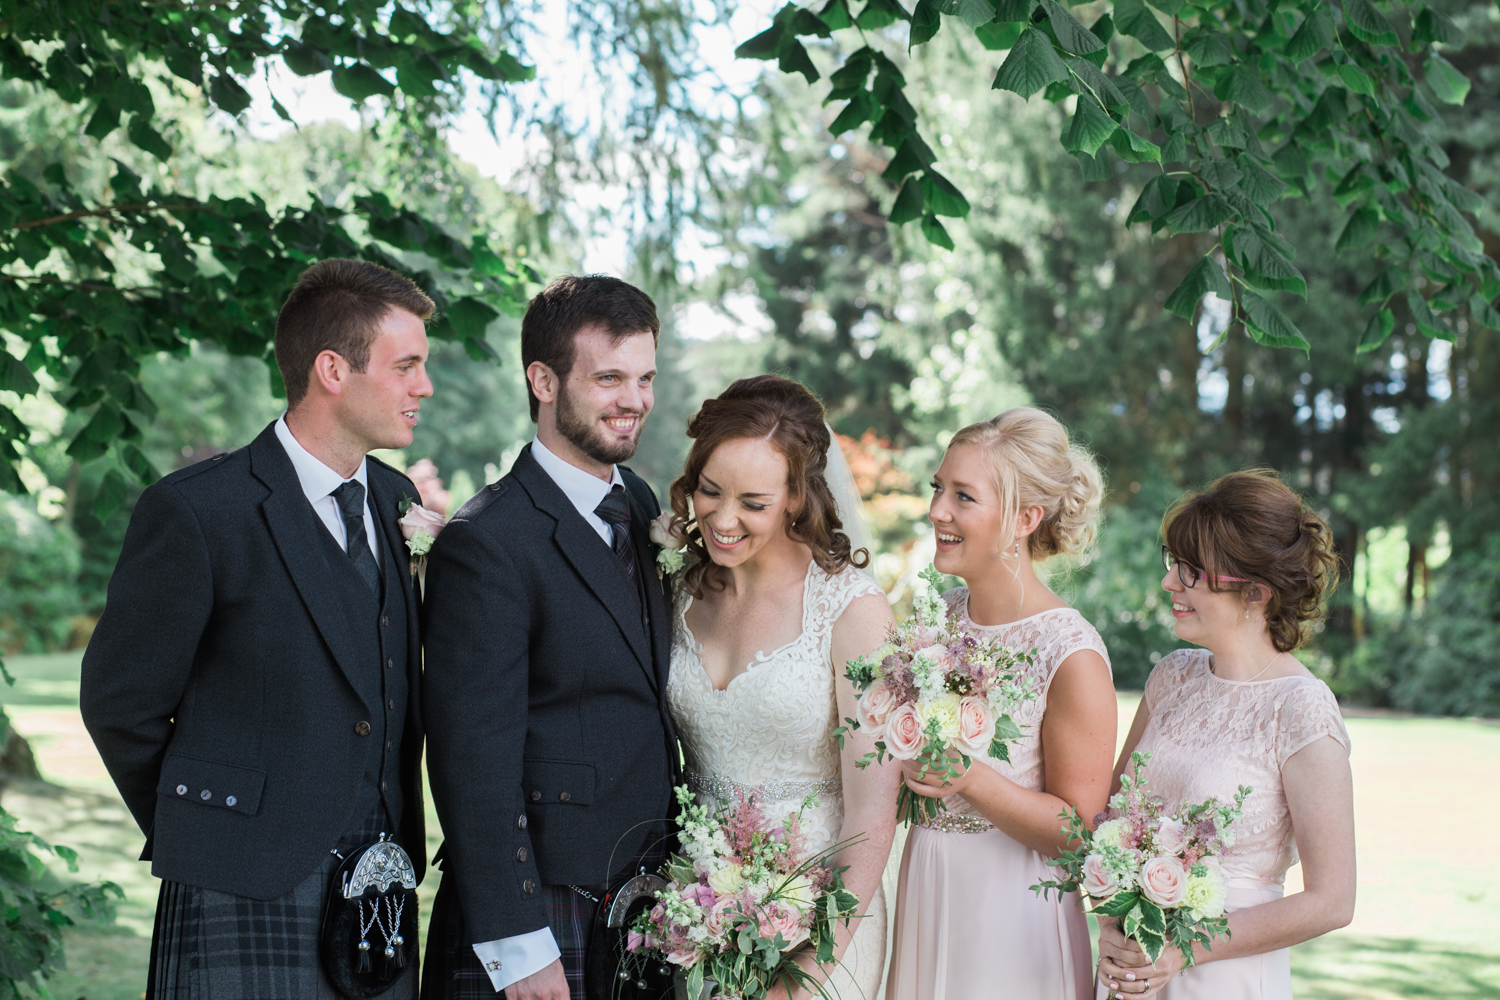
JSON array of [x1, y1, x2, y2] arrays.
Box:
[[543, 326, 657, 472]]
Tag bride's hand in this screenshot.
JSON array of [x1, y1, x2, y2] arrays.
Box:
[[901, 748, 977, 797]]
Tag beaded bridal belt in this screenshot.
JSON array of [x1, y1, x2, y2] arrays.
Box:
[[916, 813, 996, 834], [686, 772, 841, 802]]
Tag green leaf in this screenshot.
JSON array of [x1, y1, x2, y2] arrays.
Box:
[[882, 138, 934, 182], [974, 21, 1026, 49], [1112, 0, 1175, 51], [921, 213, 955, 249], [955, 0, 998, 29], [1412, 8, 1465, 48], [736, 21, 784, 59], [1469, 293, 1500, 331], [1163, 192, 1235, 233], [1061, 97, 1118, 156], [1424, 54, 1470, 105], [332, 63, 397, 101], [820, 0, 855, 30], [1284, 7, 1335, 63], [1073, 149, 1112, 180], [921, 170, 971, 217], [1164, 254, 1233, 319], [209, 74, 253, 116], [1067, 56, 1128, 111], [1358, 266, 1406, 304], [1336, 63, 1376, 96], [1093, 891, 1141, 917], [910, 0, 943, 47], [1199, 158, 1243, 192], [1108, 128, 1161, 164], [0, 353, 39, 396], [779, 40, 821, 84], [1356, 307, 1396, 352], [1342, 0, 1399, 47], [829, 91, 879, 134], [1407, 289, 1452, 339], [1239, 289, 1311, 350], [1038, 0, 1105, 55], [1183, 27, 1234, 67], [992, 28, 1070, 98], [84, 100, 121, 140], [120, 443, 160, 486], [1237, 157, 1288, 207], [445, 297, 500, 341], [1336, 205, 1380, 250], [889, 176, 925, 224], [1228, 225, 1307, 296], [93, 469, 127, 521], [1215, 64, 1273, 115], [1138, 898, 1166, 935], [126, 117, 172, 161], [1127, 174, 1180, 224], [994, 0, 1037, 21], [858, 0, 911, 29]]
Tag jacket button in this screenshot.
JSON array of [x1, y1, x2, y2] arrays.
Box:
[[522, 879, 536, 894], [355, 721, 371, 736], [381, 781, 388, 792], [516, 848, 528, 863], [175, 784, 187, 796], [386, 740, 393, 751], [516, 814, 528, 830], [386, 658, 394, 669], [200, 789, 212, 801], [226, 795, 237, 807], [387, 699, 395, 711], [529, 790, 541, 802], [558, 791, 571, 802], [382, 616, 389, 627]]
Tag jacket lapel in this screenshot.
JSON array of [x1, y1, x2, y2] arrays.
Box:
[[512, 448, 656, 691], [627, 494, 672, 695], [249, 425, 371, 711]]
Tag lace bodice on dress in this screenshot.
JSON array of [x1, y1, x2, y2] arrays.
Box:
[[1138, 648, 1350, 885], [937, 589, 1112, 820], [667, 562, 887, 851]]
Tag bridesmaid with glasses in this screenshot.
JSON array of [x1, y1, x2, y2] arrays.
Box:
[[1097, 470, 1356, 1000]]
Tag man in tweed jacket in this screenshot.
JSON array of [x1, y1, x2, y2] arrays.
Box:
[[81, 259, 435, 999]]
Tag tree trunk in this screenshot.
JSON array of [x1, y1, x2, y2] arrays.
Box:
[[1224, 327, 1246, 452], [1404, 542, 1427, 611]]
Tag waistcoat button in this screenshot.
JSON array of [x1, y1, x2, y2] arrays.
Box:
[[386, 658, 394, 669], [226, 795, 237, 807], [199, 789, 212, 801], [517, 814, 528, 830], [522, 879, 536, 894], [175, 784, 187, 796], [558, 791, 571, 802], [516, 848, 528, 863], [529, 790, 541, 802], [382, 616, 389, 627], [355, 721, 371, 736]]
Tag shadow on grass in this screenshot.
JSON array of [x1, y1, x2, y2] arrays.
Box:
[[1292, 934, 1500, 998]]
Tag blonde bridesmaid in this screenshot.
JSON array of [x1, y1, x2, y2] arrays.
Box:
[[886, 408, 1118, 1000], [1097, 470, 1356, 1000]]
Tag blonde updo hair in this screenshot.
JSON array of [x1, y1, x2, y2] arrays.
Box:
[[945, 407, 1105, 560]]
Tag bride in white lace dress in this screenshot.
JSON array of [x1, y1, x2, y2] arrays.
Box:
[[664, 376, 900, 1000]]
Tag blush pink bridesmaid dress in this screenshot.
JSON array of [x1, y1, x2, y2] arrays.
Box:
[[1114, 648, 1350, 1000], [886, 589, 1110, 1000]]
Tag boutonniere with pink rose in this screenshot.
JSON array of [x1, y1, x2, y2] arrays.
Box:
[[398, 495, 448, 585], [649, 512, 688, 579]]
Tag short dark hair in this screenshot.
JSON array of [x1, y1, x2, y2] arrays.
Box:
[[520, 275, 659, 421], [275, 259, 435, 407]]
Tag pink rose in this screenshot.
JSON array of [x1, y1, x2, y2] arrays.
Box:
[[1080, 853, 1117, 898], [956, 696, 995, 753], [911, 625, 943, 648], [649, 511, 687, 549], [856, 680, 898, 737], [1140, 855, 1188, 908], [626, 929, 645, 952], [912, 644, 954, 672], [665, 948, 700, 968], [759, 903, 808, 950], [705, 897, 738, 939], [1155, 817, 1190, 856], [884, 703, 927, 760], [398, 502, 448, 540]]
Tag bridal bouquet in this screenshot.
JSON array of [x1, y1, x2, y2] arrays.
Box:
[[1032, 751, 1251, 966], [628, 786, 862, 1000], [839, 566, 1034, 825]]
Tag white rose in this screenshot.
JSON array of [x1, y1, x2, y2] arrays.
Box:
[[1092, 818, 1129, 850], [707, 864, 743, 897], [649, 511, 687, 549]]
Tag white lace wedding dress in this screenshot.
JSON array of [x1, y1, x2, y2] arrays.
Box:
[[668, 561, 889, 1000]]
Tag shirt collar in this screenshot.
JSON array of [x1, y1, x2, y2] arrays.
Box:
[[274, 414, 369, 507], [530, 435, 623, 519]]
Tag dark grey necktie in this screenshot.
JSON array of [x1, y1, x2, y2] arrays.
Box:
[[332, 480, 381, 595], [593, 485, 635, 580]]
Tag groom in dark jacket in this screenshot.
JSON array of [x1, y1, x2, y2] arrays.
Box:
[[81, 259, 435, 999], [421, 275, 677, 1000]]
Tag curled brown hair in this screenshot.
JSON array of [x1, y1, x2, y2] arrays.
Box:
[[669, 375, 868, 597], [1162, 469, 1340, 653]]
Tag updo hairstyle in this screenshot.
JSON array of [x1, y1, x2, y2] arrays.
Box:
[[944, 407, 1105, 560], [669, 375, 867, 597], [1161, 469, 1339, 653]]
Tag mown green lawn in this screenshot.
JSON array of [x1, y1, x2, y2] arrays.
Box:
[[4, 653, 1497, 999]]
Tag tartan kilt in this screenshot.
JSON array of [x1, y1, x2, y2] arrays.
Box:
[[421, 877, 594, 1000], [147, 805, 416, 1000]]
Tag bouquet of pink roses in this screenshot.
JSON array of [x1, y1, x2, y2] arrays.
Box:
[[1032, 751, 1251, 966], [628, 787, 862, 1000], [839, 566, 1034, 825]]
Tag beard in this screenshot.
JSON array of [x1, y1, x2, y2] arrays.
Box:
[[555, 380, 644, 466]]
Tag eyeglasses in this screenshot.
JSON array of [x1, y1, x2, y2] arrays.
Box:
[[1161, 545, 1251, 589]]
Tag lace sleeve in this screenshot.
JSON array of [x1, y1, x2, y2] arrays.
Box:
[[1275, 681, 1351, 768], [1143, 649, 1196, 712]]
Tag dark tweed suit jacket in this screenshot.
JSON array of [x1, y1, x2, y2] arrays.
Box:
[[79, 422, 426, 900], [421, 444, 678, 946]]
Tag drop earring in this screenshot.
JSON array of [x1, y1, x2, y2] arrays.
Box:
[[1014, 540, 1021, 559], [1245, 607, 1251, 620]]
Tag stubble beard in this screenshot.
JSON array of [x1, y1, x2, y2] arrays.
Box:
[[555, 380, 644, 467]]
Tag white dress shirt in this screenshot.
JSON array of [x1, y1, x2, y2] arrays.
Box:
[[470, 435, 623, 993], [273, 415, 378, 560]]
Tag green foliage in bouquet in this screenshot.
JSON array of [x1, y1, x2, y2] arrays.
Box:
[[738, 0, 1499, 353]]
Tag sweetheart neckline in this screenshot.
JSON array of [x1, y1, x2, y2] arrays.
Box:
[[678, 560, 817, 694]]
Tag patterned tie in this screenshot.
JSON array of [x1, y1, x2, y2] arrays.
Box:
[[332, 480, 382, 595], [593, 484, 636, 580]]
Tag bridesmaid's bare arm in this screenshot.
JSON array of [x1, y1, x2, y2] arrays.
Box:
[[904, 648, 1117, 857]]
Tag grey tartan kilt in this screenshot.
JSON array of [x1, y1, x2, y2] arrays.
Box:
[[147, 806, 416, 1000]]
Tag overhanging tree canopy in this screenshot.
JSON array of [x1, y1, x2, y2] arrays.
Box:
[[737, 0, 1499, 352]]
